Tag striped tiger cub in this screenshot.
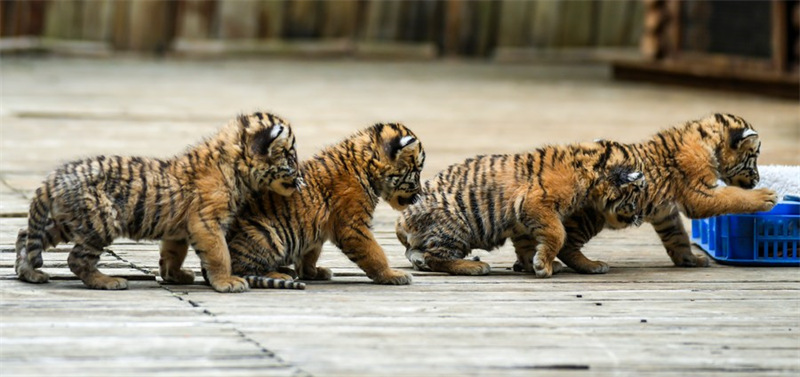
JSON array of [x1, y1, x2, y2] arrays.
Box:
[[552, 113, 776, 274], [396, 141, 646, 278], [15, 112, 303, 292], [218, 123, 424, 287]]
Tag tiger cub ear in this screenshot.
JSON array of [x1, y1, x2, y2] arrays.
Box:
[[251, 124, 286, 156], [729, 128, 758, 149], [386, 135, 418, 160]]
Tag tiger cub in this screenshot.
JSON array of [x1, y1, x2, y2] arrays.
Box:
[[550, 113, 777, 274], [395, 142, 646, 278], [15, 112, 302, 292], [218, 123, 424, 286]]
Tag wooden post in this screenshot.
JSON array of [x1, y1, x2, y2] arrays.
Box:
[[496, 0, 530, 47], [81, 0, 112, 41], [285, 0, 319, 38], [44, 0, 83, 40], [320, 0, 359, 39], [259, 0, 286, 39], [175, 0, 216, 40], [772, 0, 788, 72], [218, 0, 260, 40]]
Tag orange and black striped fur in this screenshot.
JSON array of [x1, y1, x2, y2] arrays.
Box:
[[217, 123, 424, 287], [15, 112, 302, 292], [546, 113, 776, 274], [396, 141, 646, 278]]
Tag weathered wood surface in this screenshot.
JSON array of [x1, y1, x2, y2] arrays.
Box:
[[0, 58, 798, 377]]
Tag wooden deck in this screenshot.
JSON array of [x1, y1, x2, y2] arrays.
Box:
[[1, 58, 798, 377]]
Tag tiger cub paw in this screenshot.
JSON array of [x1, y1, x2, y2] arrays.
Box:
[[751, 188, 778, 212], [209, 275, 249, 293], [572, 259, 609, 274], [161, 268, 196, 285], [533, 254, 555, 278], [313, 267, 333, 281], [18, 268, 50, 284], [514, 260, 564, 274], [86, 275, 129, 290], [372, 269, 413, 285], [674, 253, 710, 268]]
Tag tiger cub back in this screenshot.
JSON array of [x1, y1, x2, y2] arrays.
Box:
[[15, 112, 302, 292], [221, 123, 425, 287], [555, 113, 777, 275], [396, 141, 645, 278]]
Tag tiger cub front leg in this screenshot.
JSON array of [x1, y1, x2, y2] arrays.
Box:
[[556, 210, 609, 274], [336, 223, 412, 285], [511, 235, 563, 274], [297, 246, 332, 281], [518, 201, 566, 278], [683, 186, 777, 219], [651, 207, 709, 267], [188, 214, 248, 293], [159, 239, 196, 284]]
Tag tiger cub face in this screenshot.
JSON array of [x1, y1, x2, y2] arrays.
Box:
[[241, 114, 302, 196], [593, 166, 646, 230], [379, 126, 425, 210], [717, 118, 761, 189]]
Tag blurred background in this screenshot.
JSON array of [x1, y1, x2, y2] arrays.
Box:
[[2, 0, 798, 95]]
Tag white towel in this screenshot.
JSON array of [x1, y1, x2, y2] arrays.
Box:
[[755, 165, 800, 200], [715, 165, 800, 200]]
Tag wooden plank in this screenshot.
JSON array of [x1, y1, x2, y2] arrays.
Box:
[[285, 0, 319, 39], [80, 0, 111, 41], [613, 59, 800, 99], [772, 0, 789, 72], [529, 0, 560, 47], [43, 0, 83, 40], [496, 0, 530, 47], [473, 0, 499, 56], [362, 0, 402, 41], [127, 0, 171, 52], [441, 0, 465, 56], [109, 0, 130, 50], [175, 0, 216, 40], [557, 0, 596, 47], [258, 0, 285, 39], [319, 0, 359, 39], [596, 0, 634, 46], [217, 0, 261, 40]]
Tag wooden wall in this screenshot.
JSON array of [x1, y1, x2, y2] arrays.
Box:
[[0, 0, 643, 56]]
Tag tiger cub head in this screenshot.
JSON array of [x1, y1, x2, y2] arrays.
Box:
[[713, 114, 761, 189], [374, 123, 425, 210], [593, 165, 646, 229], [239, 112, 302, 196]]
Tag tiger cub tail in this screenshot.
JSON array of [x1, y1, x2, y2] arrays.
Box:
[[16, 185, 53, 283], [243, 275, 307, 290]]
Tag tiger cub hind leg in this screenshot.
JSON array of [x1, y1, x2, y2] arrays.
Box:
[[15, 230, 48, 283], [511, 236, 565, 275], [651, 207, 709, 268], [297, 246, 333, 281], [421, 245, 490, 276], [159, 239, 196, 285], [426, 255, 491, 276], [67, 244, 128, 290]]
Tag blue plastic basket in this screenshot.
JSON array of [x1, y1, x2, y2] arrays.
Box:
[[691, 199, 800, 266]]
